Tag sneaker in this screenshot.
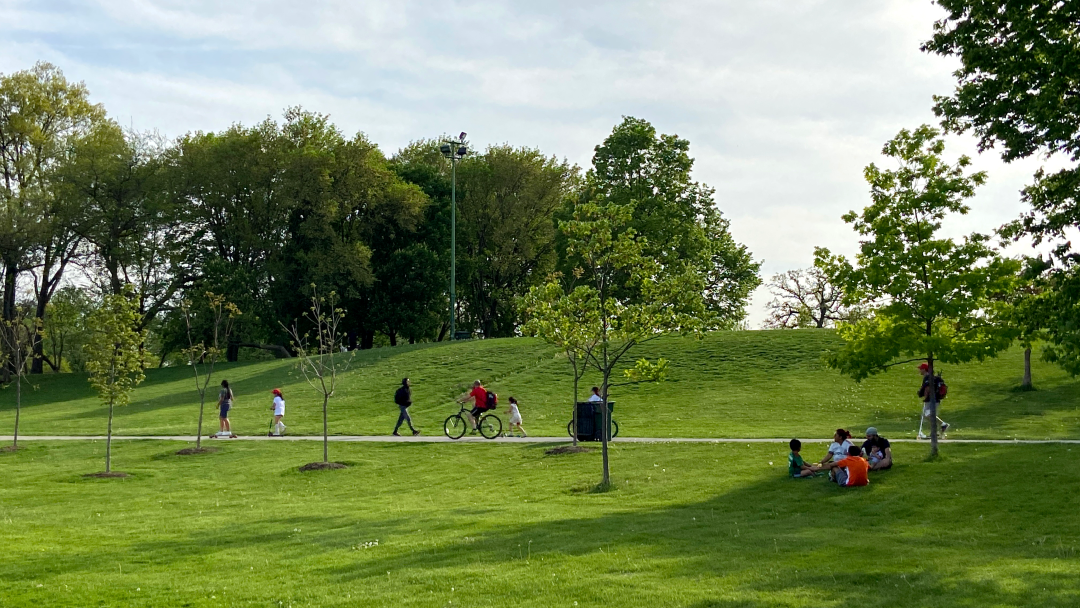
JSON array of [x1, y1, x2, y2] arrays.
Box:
[[941, 422, 950, 435], [392, 432, 401, 437], [412, 430, 421, 436]]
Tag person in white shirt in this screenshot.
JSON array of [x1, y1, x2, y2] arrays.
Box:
[[269, 388, 286, 436], [507, 396, 526, 437], [814, 429, 853, 480], [587, 386, 604, 402]]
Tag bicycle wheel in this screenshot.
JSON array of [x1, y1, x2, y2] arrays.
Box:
[[479, 414, 503, 439], [444, 414, 467, 440], [611, 420, 619, 438], [567, 421, 575, 438]]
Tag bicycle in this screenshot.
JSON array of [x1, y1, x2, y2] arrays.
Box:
[[566, 418, 619, 440], [444, 405, 503, 440]]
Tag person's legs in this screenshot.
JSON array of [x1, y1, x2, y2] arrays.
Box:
[[223, 417, 231, 433], [835, 467, 848, 486], [273, 415, 285, 435], [219, 417, 225, 433], [516, 424, 527, 437], [393, 407, 406, 434]]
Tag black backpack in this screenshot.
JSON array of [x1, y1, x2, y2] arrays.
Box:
[[485, 390, 498, 410], [394, 386, 410, 407]]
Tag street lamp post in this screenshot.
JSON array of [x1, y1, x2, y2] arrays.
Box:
[[439, 133, 468, 341]]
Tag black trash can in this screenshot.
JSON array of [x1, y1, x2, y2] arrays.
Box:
[[571, 401, 614, 441]]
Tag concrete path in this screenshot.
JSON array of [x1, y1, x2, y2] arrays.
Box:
[[3, 435, 1079, 444]]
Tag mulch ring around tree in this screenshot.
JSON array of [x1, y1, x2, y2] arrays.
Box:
[[545, 445, 594, 455], [299, 462, 349, 472], [83, 471, 130, 478], [0, 445, 24, 453], [175, 447, 221, 456]]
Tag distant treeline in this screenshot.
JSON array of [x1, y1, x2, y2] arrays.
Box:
[[0, 62, 760, 372]]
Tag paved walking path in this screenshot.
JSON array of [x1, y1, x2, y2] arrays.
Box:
[[3, 435, 1079, 444]]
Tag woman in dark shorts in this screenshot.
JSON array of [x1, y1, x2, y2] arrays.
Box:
[[218, 380, 235, 438]]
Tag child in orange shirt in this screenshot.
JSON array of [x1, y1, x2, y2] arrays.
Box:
[[834, 445, 869, 487]]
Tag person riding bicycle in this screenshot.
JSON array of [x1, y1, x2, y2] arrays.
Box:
[[457, 380, 491, 431]]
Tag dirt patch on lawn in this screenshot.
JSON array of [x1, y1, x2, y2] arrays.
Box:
[[176, 447, 220, 456], [299, 462, 349, 472], [83, 471, 130, 478], [0, 445, 24, 453], [545, 445, 594, 455]]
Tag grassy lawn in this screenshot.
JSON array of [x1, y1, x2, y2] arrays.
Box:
[[2, 331, 1078, 439], [0, 440, 1077, 607]]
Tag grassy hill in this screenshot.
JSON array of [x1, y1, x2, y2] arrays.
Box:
[[1, 440, 1077, 606], [2, 330, 1078, 439]]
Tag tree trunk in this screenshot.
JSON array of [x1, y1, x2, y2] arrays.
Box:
[[1, 262, 16, 383], [361, 330, 374, 350], [348, 330, 358, 351], [600, 376, 610, 486], [106, 399, 114, 473], [322, 393, 329, 463], [226, 340, 239, 362], [13, 373, 20, 448], [196, 392, 205, 449], [437, 322, 448, 342], [388, 332, 397, 347], [1022, 347, 1033, 389], [571, 359, 579, 448]]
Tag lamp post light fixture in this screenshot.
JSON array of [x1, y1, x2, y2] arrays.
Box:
[[440, 132, 469, 341]]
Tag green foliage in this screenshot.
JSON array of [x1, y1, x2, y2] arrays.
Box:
[[925, 1, 1080, 375], [181, 292, 240, 447], [41, 286, 92, 372], [575, 117, 761, 325], [85, 288, 147, 409], [817, 125, 1020, 382]]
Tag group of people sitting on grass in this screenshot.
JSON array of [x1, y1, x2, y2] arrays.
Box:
[[787, 427, 892, 487]]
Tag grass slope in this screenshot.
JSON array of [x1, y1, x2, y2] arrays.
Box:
[[0, 441, 1077, 607], [2, 331, 1079, 439]]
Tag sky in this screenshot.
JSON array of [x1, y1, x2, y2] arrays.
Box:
[[0, 0, 1059, 325]]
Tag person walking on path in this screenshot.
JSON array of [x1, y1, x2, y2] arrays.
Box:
[[917, 363, 950, 439], [507, 397, 527, 437], [393, 378, 420, 436], [218, 380, 236, 438], [270, 388, 286, 436]]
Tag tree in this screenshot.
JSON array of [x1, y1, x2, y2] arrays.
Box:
[[570, 117, 761, 325], [456, 145, 578, 338], [0, 307, 37, 450], [924, 1, 1080, 375], [181, 292, 239, 452], [816, 126, 1020, 456], [764, 265, 855, 329], [527, 196, 711, 486], [41, 285, 92, 372], [521, 278, 602, 448], [84, 286, 146, 475], [0, 62, 104, 376], [284, 287, 352, 469]]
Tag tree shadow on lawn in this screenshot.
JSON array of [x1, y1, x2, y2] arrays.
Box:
[[318, 447, 1080, 605]]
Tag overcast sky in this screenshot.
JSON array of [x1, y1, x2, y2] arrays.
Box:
[[1, 0, 1057, 325]]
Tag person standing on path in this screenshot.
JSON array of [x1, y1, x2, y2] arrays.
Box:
[[393, 378, 420, 436], [917, 363, 950, 439], [218, 380, 236, 438], [270, 388, 286, 436]]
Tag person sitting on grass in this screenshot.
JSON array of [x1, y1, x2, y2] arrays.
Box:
[[816, 429, 854, 481], [788, 439, 816, 478], [833, 445, 870, 487], [861, 427, 892, 470]]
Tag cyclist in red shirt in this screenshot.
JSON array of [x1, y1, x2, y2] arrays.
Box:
[[457, 380, 489, 431]]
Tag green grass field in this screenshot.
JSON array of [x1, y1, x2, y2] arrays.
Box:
[[3, 331, 1078, 440], [1, 440, 1077, 607]]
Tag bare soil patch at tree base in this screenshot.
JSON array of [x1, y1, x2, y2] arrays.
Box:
[[83, 471, 130, 478], [0, 445, 24, 453], [176, 447, 220, 456], [545, 445, 594, 455], [298, 462, 348, 472]]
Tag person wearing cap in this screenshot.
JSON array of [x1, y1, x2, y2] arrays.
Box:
[[917, 362, 950, 439], [270, 388, 286, 437], [861, 427, 892, 470]]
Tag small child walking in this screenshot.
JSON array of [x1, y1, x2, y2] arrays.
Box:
[[269, 388, 286, 437], [507, 397, 527, 437]]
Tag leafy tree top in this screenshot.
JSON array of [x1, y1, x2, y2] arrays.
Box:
[[84, 287, 147, 408]]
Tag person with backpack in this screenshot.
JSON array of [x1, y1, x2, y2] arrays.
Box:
[[917, 362, 950, 439], [393, 378, 420, 436], [457, 379, 495, 432]]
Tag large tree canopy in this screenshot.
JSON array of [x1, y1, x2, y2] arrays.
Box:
[[924, 0, 1080, 374]]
